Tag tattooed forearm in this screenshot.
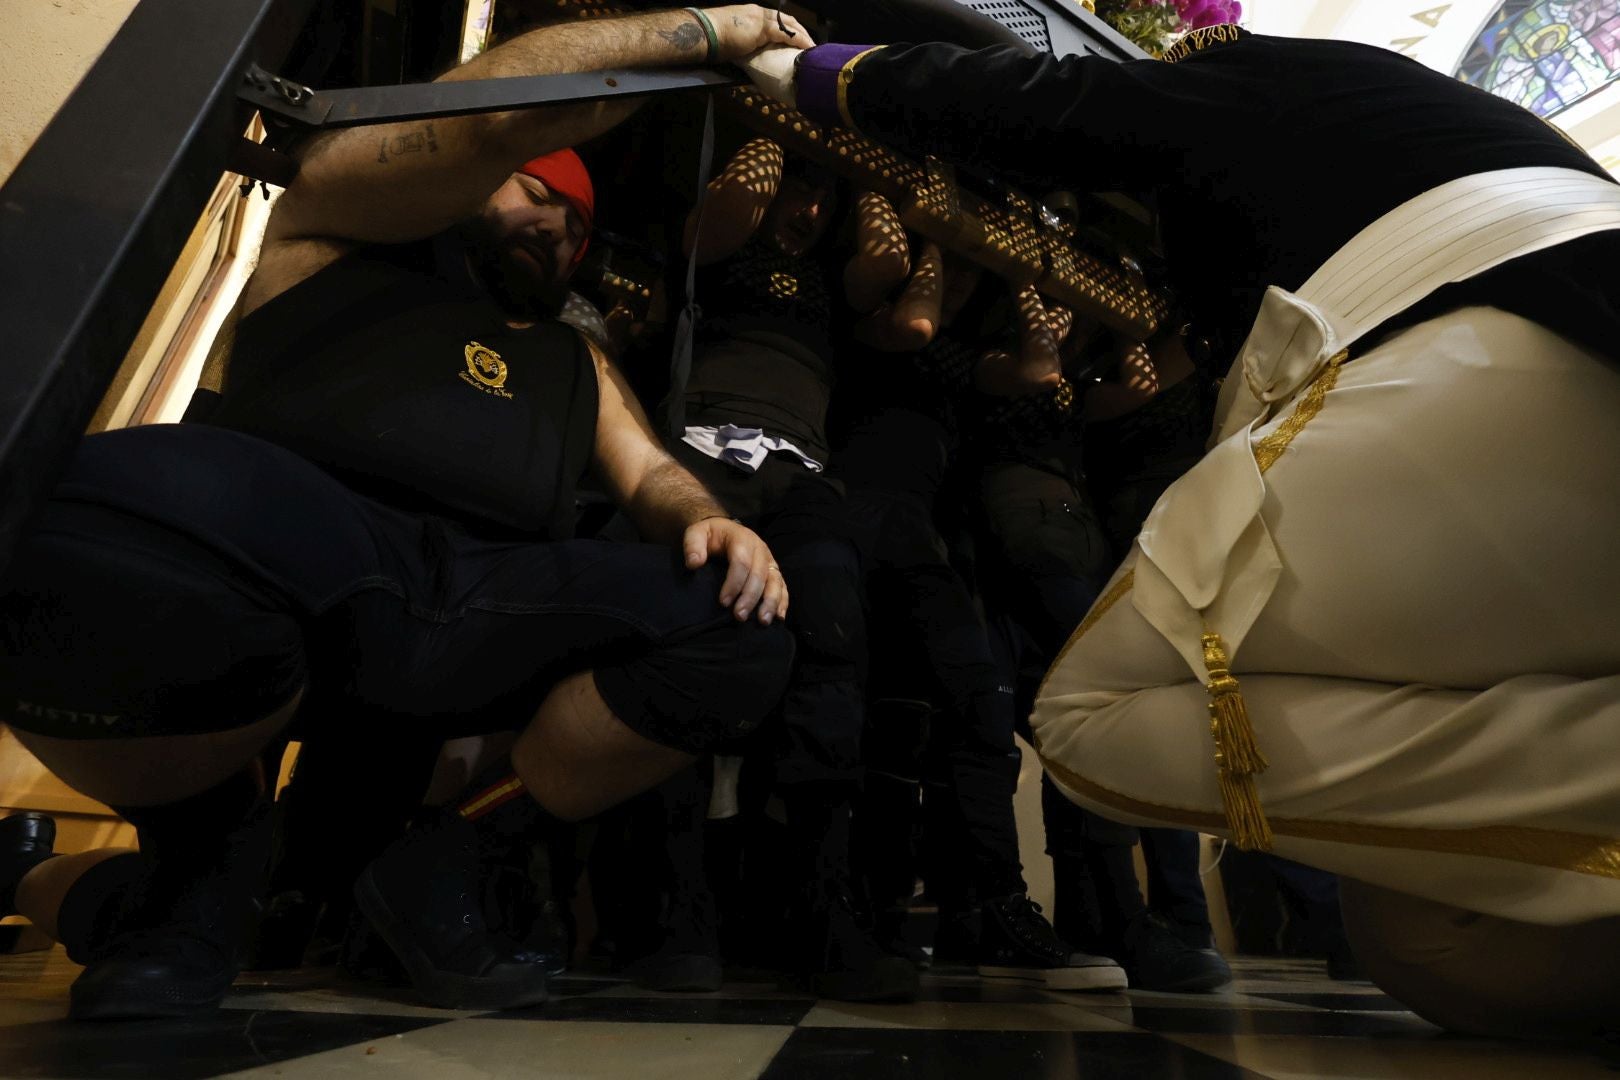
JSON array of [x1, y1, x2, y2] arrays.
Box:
[[657, 18, 704, 52], [375, 124, 439, 165]]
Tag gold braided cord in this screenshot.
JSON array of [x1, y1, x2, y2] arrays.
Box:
[[1252, 350, 1348, 473], [1200, 629, 1272, 850], [1039, 751, 1620, 882], [1162, 24, 1246, 64]]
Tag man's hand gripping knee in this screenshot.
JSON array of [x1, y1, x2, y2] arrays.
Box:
[[684, 516, 790, 625]]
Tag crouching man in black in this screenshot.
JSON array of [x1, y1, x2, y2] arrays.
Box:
[[0, 4, 808, 1020]]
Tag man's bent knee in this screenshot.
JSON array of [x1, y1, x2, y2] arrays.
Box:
[[595, 618, 795, 754], [0, 500, 307, 802]]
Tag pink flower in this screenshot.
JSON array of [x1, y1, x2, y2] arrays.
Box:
[[1174, 0, 1241, 27]]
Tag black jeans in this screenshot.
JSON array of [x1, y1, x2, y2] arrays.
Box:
[[837, 406, 1027, 900], [0, 424, 794, 754], [672, 444, 867, 791]]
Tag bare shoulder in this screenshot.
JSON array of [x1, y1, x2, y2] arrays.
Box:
[[240, 235, 355, 316]]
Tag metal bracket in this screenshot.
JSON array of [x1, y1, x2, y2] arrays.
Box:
[[238, 63, 328, 123], [231, 61, 743, 186]]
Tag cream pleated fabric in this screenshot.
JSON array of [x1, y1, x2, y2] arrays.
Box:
[[1033, 305, 1620, 925]]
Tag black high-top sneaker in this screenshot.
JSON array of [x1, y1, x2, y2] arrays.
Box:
[[353, 809, 548, 1010], [786, 790, 918, 1002], [70, 800, 273, 1020], [625, 769, 722, 993], [874, 906, 930, 969], [978, 893, 1128, 992], [1114, 912, 1232, 992], [803, 881, 919, 1002], [480, 833, 568, 978], [930, 903, 981, 967], [0, 812, 57, 916], [626, 858, 723, 994]]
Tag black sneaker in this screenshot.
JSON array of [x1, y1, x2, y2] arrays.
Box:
[[978, 894, 1128, 992], [626, 889, 722, 993], [628, 949, 724, 993], [0, 812, 56, 916], [353, 811, 548, 1010], [1326, 939, 1365, 982], [930, 905, 980, 966], [803, 885, 919, 1002], [1117, 913, 1232, 992], [70, 803, 271, 1021], [245, 888, 321, 971], [875, 910, 930, 969], [481, 846, 568, 978]]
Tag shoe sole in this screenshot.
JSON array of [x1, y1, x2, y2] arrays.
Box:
[[979, 964, 1130, 992], [811, 958, 920, 1003], [70, 971, 233, 1021], [353, 866, 548, 1011], [1129, 969, 1232, 993], [634, 955, 724, 994]]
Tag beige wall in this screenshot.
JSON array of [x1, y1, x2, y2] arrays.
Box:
[[0, 0, 141, 186]]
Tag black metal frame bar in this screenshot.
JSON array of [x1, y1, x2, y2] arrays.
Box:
[[241, 63, 742, 132]]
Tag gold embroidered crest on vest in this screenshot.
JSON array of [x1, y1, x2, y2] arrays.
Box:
[[460, 341, 514, 399]]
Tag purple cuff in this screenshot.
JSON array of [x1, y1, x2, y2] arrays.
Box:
[[794, 43, 882, 129]]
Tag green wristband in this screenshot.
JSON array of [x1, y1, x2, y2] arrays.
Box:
[[684, 7, 719, 63]]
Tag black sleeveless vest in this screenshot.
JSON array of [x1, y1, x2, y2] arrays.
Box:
[[206, 239, 598, 540]]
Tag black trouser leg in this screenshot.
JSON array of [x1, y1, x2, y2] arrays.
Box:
[[1041, 773, 1146, 948], [852, 698, 929, 935], [863, 492, 1026, 901], [259, 727, 441, 966], [1142, 828, 1213, 943]]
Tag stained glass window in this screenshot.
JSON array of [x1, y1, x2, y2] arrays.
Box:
[[1454, 0, 1620, 117]]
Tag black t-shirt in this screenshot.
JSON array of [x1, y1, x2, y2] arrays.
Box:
[[205, 237, 599, 540], [841, 34, 1620, 365], [685, 238, 845, 461]]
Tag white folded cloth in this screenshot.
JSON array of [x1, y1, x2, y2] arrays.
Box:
[[681, 423, 823, 473]]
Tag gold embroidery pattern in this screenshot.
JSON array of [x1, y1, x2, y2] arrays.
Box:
[[1162, 24, 1246, 64], [836, 47, 884, 132], [1038, 751, 1620, 882], [1252, 349, 1348, 473], [460, 341, 514, 399]]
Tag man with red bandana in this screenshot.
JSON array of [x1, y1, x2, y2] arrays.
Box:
[[0, 6, 811, 1019]]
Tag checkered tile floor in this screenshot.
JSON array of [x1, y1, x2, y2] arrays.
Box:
[[0, 950, 1614, 1078]]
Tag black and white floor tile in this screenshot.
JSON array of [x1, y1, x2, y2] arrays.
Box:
[[0, 951, 1613, 1078]]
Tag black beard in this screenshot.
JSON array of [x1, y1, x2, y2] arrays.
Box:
[[460, 224, 569, 320]]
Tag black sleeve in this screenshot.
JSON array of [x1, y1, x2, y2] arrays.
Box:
[[836, 42, 1282, 193]]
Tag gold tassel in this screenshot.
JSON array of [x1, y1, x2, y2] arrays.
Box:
[[1201, 631, 1274, 851]]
